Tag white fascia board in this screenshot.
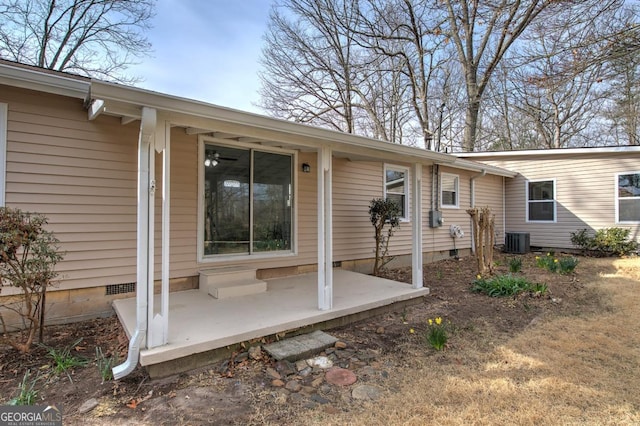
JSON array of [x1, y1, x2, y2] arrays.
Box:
[[89, 80, 456, 166], [457, 146, 640, 158], [0, 62, 89, 99], [443, 158, 518, 178]]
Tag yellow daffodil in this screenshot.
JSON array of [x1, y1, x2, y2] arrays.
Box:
[[428, 319, 433, 326], [554, 259, 559, 263], [476, 274, 482, 280], [435, 317, 442, 325], [409, 328, 415, 334], [535, 256, 540, 260]]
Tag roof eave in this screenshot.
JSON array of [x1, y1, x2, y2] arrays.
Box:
[[0, 61, 89, 99], [89, 80, 457, 166]]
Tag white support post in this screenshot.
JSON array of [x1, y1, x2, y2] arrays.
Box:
[[148, 118, 171, 348], [317, 146, 333, 310], [412, 163, 424, 289]]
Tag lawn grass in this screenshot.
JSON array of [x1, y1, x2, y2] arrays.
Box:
[[279, 257, 640, 426]]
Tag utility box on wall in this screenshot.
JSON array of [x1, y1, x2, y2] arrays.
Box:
[[429, 210, 442, 228], [505, 232, 530, 254]]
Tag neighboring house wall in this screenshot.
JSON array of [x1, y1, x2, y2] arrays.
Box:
[[473, 153, 640, 248]]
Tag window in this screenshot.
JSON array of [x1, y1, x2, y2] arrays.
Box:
[[441, 173, 459, 208], [202, 143, 293, 257], [617, 172, 640, 223], [527, 179, 556, 222], [0, 103, 6, 207], [384, 165, 408, 220]]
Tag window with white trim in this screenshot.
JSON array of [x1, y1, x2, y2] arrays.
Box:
[[384, 165, 408, 220], [440, 173, 459, 208], [617, 172, 640, 223], [527, 179, 556, 222], [0, 103, 7, 207], [202, 142, 293, 257]]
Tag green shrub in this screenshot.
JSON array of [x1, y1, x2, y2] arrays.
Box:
[[369, 198, 401, 276], [472, 274, 535, 297], [0, 208, 64, 353], [570, 227, 638, 257]]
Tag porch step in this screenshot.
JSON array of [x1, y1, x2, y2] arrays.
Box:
[[199, 266, 267, 299], [263, 330, 338, 362]]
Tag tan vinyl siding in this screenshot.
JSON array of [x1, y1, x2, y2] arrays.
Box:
[[332, 158, 415, 262], [2, 85, 138, 290], [475, 153, 640, 247], [474, 173, 506, 244]]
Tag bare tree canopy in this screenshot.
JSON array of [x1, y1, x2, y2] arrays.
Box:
[[259, 0, 638, 151], [0, 0, 155, 81]]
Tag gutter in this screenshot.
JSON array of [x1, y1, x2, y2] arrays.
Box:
[[112, 107, 156, 380]]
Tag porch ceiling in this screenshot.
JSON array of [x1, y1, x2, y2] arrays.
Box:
[[113, 269, 429, 367]]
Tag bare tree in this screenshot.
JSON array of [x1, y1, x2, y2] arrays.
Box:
[[258, 0, 363, 134], [0, 0, 154, 81], [441, 0, 560, 152]]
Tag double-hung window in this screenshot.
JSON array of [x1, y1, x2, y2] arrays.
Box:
[[617, 172, 640, 223], [527, 179, 556, 222], [441, 173, 459, 208], [202, 143, 293, 257], [384, 165, 408, 220]]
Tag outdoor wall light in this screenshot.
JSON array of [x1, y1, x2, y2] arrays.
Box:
[[302, 163, 311, 173]]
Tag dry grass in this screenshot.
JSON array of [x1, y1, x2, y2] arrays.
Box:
[[278, 257, 640, 426]]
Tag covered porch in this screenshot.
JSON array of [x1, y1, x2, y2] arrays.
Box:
[[113, 269, 429, 372]]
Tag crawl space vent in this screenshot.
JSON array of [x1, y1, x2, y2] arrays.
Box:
[[106, 282, 136, 296]]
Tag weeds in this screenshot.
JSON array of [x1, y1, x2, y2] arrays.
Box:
[[95, 347, 118, 382], [508, 257, 523, 273], [472, 274, 541, 297], [42, 338, 88, 380], [7, 370, 39, 405]]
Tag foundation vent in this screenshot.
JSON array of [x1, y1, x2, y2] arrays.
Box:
[[106, 282, 136, 296]]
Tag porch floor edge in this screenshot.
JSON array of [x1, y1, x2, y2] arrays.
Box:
[[113, 270, 429, 370]]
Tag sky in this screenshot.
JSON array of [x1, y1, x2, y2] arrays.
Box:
[[129, 0, 274, 114]]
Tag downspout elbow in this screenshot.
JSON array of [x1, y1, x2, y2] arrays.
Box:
[[112, 328, 145, 380]]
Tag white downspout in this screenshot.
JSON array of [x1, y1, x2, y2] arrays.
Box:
[[469, 169, 487, 254], [113, 107, 157, 380]]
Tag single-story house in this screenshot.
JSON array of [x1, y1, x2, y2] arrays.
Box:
[[459, 148, 640, 249], [2, 61, 637, 377], [0, 60, 515, 377]]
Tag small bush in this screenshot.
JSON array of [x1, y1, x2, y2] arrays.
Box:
[[472, 274, 535, 297], [0, 207, 64, 352], [369, 198, 401, 276], [508, 257, 523, 273], [570, 227, 638, 257]]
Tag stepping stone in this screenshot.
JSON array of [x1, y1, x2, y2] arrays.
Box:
[[325, 367, 357, 386], [264, 331, 338, 362]]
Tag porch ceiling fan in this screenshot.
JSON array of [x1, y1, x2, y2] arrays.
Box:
[[205, 151, 237, 167]]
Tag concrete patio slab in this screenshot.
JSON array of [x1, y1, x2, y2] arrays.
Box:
[[113, 269, 429, 371]]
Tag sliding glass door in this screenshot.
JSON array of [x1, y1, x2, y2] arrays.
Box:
[[203, 144, 292, 256]]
